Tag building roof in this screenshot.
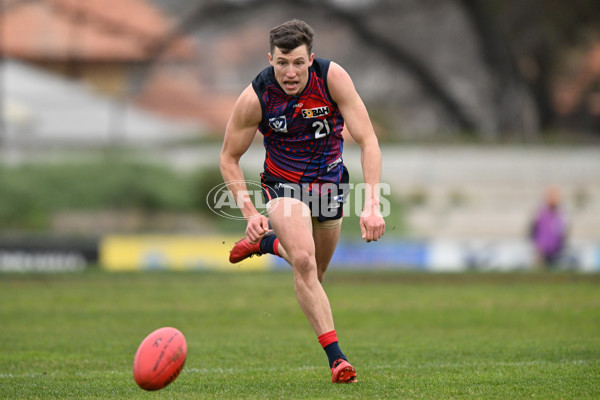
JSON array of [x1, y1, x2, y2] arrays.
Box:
[[134, 71, 237, 133], [2, 59, 202, 145], [0, 0, 194, 61]]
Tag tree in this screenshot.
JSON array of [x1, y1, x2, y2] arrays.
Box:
[[471, 0, 600, 134]]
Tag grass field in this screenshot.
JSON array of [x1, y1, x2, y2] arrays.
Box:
[[1, 270, 599, 399]]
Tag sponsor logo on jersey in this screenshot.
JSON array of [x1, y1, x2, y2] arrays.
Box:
[[327, 157, 342, 172], [269, 116, 287, 132], [302, 106, 330, 118]]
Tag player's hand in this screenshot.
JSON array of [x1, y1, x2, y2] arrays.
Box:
[[360, 206, 385, 243], [245, 214, 270, 244]]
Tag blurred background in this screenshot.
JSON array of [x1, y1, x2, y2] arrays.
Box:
[[1, 0, 599, 273]]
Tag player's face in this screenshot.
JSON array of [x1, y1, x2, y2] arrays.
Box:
[[268, 45, 314, 96]]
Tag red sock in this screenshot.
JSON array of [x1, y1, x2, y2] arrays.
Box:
[[318, 330, 338, 348]]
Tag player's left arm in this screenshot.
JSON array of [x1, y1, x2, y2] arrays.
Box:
[[328, 62, 386, 242]]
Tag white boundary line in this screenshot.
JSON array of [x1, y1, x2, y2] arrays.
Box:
[[0, 359, 595, 379]]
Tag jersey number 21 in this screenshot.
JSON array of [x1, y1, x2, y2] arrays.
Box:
[[312, 120, 331, 139]]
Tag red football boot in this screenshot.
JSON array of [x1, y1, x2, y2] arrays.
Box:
[[331, 359, 357, 383], [229, 237, 263, 264]]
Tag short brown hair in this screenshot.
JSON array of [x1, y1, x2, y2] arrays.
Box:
[[269, 19, 314, 55]]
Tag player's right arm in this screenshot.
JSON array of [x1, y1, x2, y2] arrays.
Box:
[[220, 85, 270, 243]]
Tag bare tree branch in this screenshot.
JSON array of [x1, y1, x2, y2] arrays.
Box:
[[293, 0, 478, 131], [458, 0, 539, 137], [138, 0, 478, 132]]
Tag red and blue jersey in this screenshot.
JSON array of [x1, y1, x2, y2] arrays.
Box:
[[252, 58, 345, 186]]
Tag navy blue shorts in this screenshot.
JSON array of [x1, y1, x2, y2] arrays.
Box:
[[261, 166, 350, 222]]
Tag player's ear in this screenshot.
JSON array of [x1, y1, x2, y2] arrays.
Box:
[[268, 53, 273, 65], [308, 53, 315, 66]]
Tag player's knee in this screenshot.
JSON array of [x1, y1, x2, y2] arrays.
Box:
[[292, 251, 317, 278]]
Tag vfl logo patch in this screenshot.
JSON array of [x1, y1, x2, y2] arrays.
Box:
[[269, 116, 287, 132], [302, 106, 330, 118]]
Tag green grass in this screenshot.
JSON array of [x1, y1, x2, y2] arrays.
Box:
[[1, 270, 599, 399]]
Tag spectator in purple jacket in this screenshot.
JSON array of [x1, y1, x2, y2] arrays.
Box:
[[530, 186, 568, 269]]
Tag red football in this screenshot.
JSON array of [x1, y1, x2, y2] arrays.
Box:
[[132, 327, 187, 391]]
